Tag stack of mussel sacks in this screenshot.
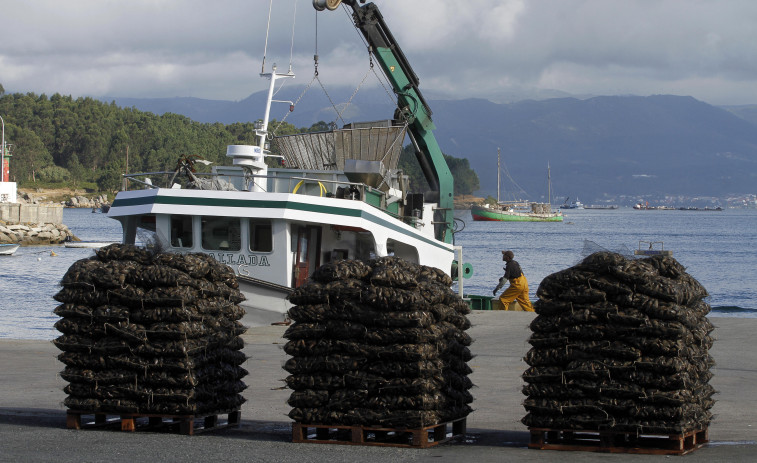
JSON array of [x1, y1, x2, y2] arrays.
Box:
[[53, 244, 248, 416], [284, 257, 474, 428], [522, 251, 715, 434]]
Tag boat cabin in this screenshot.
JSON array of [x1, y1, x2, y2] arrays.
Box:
[[109, 121, 451, 298]]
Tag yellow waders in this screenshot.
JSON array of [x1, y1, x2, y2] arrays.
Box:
[[499, 275, 534, 312]]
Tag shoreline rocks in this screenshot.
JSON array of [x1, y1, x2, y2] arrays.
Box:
[[65, 194, 109, 209], [16, 191, 110, 210], [0, 222, 77, 245]]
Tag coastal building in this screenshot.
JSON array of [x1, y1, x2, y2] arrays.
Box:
[[0, 120, 16, 203]]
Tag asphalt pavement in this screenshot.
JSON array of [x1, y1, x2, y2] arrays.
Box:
[[1, 312, 755, 462]]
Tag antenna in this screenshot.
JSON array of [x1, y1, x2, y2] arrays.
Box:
[[262, 0, 274, 73]]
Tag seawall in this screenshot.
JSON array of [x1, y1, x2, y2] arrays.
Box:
[[0, 202, 75, 245], [0, 202, 63, 224]]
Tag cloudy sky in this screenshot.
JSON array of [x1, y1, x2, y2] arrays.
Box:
[[3, 0, 757, 106]]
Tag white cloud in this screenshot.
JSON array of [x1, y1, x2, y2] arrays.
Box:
[[2, 0, 757, 105]]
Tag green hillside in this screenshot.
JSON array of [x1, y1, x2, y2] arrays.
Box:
[[0, 87, 477, 196]]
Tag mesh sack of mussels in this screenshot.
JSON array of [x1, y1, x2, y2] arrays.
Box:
[[521, 251, 715, 434], [53, 244, 248, 416], [284, 257, 474, 428]]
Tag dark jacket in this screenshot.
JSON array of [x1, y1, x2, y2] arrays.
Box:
[[494, 260, 523, 294], [503, 260, 523, 280]]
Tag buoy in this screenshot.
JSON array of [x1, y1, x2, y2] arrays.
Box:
[[50, 251, 58, 257]]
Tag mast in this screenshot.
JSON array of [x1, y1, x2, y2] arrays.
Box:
[[497, 148, 501, 204], [547, 162, 552, 206], [257, 65, 294, 151]]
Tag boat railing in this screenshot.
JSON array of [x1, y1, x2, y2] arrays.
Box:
[[122, 170, 374, 197], [121, 171, 422, 228]]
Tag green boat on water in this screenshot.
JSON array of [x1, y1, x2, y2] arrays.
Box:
[[471, 148, 563, 222], [470, 203, 564, 222]]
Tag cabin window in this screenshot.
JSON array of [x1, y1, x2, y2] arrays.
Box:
[[201, 216, 241, 251], [137, 214, 156, 232], [249, 219, 273, 252], [170, 215, 193, 248]]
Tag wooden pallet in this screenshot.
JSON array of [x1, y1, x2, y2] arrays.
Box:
[[528, 427, 709, 455], [66, 409, 241, 436], [292, 417, 466, 448]]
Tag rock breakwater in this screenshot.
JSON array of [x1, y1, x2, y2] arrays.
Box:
[[0, 222, 76, 245], [65, 194, 109, 209]]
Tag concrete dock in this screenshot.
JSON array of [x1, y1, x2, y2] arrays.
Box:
[[1, 312, 755, 462]]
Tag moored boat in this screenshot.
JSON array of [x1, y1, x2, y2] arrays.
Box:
[[63, 240, 120, 249], [472, 149, 563, 222], [471, 202, 563, 222], [107, 1, 464, 326], [561, 197, 584, 209], [0, 243, 20, 255]]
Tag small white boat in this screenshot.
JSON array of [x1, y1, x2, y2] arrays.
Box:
[[0, 243, 20, 255], [63, 241, 119, 249]]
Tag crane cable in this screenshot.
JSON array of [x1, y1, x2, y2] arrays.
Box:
[[275, 7, 346, 131], [271, 6, 320, 136], [272, 2, 396, 134], [341, 4, 403, 109]]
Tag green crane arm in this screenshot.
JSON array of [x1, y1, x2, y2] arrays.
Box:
[[316, 0, 455, 244]]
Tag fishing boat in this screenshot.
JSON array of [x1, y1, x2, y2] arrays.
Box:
[[471, 149, 563, 222], [0, 243, 19, 256], [471, 201, 564, 222], [561, 197, 584, 209], [107, 0, 463, 326]]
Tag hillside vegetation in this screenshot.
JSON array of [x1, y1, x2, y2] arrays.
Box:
[[0, 86, 478, 196]]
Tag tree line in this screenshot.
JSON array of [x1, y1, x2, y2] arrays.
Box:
[[0, 85, 478, 196]]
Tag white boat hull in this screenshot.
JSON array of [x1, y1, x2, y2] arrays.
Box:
[[108, 176, 456, 328], [63, 241, 120, 249], [0, 244, 20, 255]]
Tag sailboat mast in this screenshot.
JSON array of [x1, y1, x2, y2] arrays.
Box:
[[497, 148, 501, 203], [547, 162, 552, 206]]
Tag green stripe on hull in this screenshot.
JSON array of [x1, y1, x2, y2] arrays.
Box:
[[112, 195, 361, 217], [111, 192, 453, 252]]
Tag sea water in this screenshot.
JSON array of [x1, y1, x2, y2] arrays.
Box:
[[0, 207, 755, 340], [1, 208, 122, 340], [454, 208, 757, 315]]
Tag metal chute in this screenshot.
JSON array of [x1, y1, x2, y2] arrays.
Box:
[[270, 120, 407, 190]]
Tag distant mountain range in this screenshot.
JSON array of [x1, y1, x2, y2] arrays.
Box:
[[104, 88, 757, 206]]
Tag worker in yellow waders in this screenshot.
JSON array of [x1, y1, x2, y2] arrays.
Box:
[[493, 250, 534, 312]]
